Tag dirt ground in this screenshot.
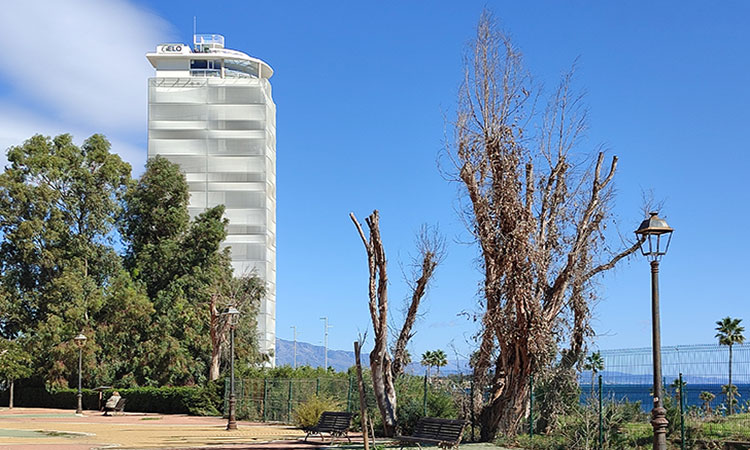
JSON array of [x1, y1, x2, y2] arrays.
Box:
[[0, 407, 311, 450], [0, 407, 515, 450]]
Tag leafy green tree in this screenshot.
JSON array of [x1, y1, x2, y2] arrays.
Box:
[[91, 271, 154, 386], [122, 156, 264, 385], [0, 134, 132, 387], [121, 155, 190, 298], [715, 316, 745, 414], [0, 339, 32, 408]]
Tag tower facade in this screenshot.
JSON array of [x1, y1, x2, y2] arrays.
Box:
[[146, 35, 276, 364]]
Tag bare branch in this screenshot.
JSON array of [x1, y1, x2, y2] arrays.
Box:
[[392, 225, 445, 377]]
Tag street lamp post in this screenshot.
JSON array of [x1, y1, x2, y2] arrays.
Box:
[[73, 333, 87, 415], [291, 326, 297, 369], [222, 306, 240, 430], [320, 317, 331, 370], [635, 212, 673, 450]]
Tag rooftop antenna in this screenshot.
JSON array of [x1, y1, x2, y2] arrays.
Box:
[[193, 16, 197, 36]]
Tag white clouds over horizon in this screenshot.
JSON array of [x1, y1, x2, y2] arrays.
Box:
[[0, 0, 176, 170]]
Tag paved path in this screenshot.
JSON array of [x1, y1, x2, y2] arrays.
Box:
[[0, 407, 309, 450], [0, 408, 516, 450]]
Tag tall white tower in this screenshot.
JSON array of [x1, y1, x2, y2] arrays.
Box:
[[146, 34, 276, 365]]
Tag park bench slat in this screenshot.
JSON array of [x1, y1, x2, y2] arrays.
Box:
[[396, 417, 467, 450], [304, 411, 353, 444]]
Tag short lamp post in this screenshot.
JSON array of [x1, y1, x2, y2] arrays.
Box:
[[222, 306, 240, 430], [635, 212, 673, 450], [73, 333, 87, 415]]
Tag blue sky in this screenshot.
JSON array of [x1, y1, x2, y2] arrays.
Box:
[[0, 1, 748, 364]]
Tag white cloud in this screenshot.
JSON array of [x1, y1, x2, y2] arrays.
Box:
[[0, 0, 176, 133], [0, 102, 146, 174]]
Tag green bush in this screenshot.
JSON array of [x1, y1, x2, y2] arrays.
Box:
[[0, 386, 100, 410], [0, 385, 220, 416], [292, 394, 342, 428], [114, 386, 220, 415]]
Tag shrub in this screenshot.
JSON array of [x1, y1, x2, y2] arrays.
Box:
[[0, 385, 220, 416], [292, 394, 342, 428], [114, 386, 220, 415]]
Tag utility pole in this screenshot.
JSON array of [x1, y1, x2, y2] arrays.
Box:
[[291, 326, 298, 368], [320, 317, 332, 370]]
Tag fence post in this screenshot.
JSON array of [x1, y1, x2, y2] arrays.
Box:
[[529, 373, 534, 438], [423, 372, 428, 417], [679, 372, 685, 450], [287, 380, 293, 423], [263, 378, 268, 422], [598, 374, 603, 450]]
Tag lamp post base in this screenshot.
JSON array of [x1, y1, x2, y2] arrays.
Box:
[[227, 396, 237, 430], [651, 406, 668, 450], [76, 393, 83, 415]]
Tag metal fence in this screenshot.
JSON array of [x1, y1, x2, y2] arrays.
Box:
[[224, 343, 750, 446], [223, 374, 473, 434], [549, 343, 750, 447], [223, 377, 354, 423]]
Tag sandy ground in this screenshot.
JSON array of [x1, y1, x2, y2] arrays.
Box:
[[0, 407, 310, 450], [0, 408, 515, 450]]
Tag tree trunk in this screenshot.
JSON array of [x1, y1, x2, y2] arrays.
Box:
[[209, 294, 221, 380], [208, 293, 227, 381], [9, 379, 14, 409], [209, 345, 221, 381], [370, 348, 398, 436], [479, 370, 529, 441], [351, 212, 442, 437], [728, 344, 734, 415]]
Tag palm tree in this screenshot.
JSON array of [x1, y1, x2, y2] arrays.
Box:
[[432, 350, 448, 377], [699, 391, 715, 414], [716, 316, 746, 414], [421, 351, 434, 377], [721, 384, 740, 413], [583, 351, 605, 395]]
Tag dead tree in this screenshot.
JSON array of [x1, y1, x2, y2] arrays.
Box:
[[350, 211, 443, 436], [448, 11, 641, 440], [392, 225, 445, 378]]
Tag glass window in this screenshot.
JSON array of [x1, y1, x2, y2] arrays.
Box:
[[190, 60, 208, 69]]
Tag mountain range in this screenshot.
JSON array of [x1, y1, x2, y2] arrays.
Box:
[[275, 338, 471, 375]]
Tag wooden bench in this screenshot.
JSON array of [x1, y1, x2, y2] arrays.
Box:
[[303, 411, 353, 444], [103, 398, 126, 416], [395, 417, 467, 450]]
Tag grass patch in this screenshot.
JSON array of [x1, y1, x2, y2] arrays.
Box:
[[694, 412, 750, 439]]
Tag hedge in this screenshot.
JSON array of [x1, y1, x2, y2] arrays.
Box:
[[0, 384, 222, 416]]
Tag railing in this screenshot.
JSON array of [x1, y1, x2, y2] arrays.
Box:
[[190, 69, 221, 78], [194, 34, 225, 52]]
